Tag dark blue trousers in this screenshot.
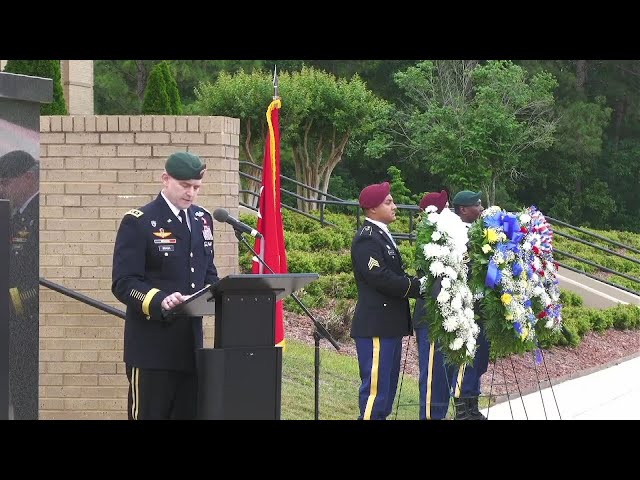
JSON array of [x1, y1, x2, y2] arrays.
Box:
[[354, 336, 403, 420], [415, 327, 456, 420], [458, 322, 490, 398]]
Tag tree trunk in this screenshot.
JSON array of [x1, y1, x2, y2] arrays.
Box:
[[135, 61, 149, 101], [575, 60, 588, 93], [292, 147, 305, 211], [490, 172, 497, 207], [612, 94, 627, 151]]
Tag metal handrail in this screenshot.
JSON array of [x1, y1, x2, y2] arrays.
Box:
[[240, 161, 345, 201], [555, 261, 640, 297], [554, 250, 640, 285], [40, 277, 126, 319], [240, 162, 640, 291], [548, 216, 640, 255], [554, 230, 640, 266]]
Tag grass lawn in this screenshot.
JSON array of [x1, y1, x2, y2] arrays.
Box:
[[281, 339, 421, 420]]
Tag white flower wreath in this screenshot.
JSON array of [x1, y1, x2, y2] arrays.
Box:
[[415, 205, 480, 365]]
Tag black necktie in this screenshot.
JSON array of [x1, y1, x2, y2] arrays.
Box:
[[179, 210, 190, 232]]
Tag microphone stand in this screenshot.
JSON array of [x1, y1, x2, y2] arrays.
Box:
[[234, 229, 340, 420]]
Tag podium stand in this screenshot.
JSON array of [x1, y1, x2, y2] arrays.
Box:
[[168, 273, 319, 420]]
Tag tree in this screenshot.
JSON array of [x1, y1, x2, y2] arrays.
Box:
[[387, 166, 415, 206], [159, 61, 183, 114], [4, 60, 68, 115], [192, 67, 391, 211], [394, 60, 557, 206], [142, 63, 171, 114]]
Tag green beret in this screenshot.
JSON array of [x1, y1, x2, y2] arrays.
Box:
[[0, 150, 36, 179], [452, 190, 482, 206], [165, 151, 206, 180]]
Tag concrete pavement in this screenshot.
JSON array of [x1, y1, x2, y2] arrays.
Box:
[[484, 353, 640, 420]]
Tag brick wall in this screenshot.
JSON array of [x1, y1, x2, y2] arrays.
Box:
[[38, 115, 240, 419]]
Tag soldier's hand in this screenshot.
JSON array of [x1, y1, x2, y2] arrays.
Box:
[[162, 292, 187, 310]]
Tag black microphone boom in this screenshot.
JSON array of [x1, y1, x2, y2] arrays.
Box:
[[213, 208, 263, 239]]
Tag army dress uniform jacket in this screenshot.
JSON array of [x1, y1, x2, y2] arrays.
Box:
[[112, 194, 219, 372], [350, 219, 421, 338]]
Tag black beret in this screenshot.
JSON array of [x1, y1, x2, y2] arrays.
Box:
[[165, 151, 207, 180], [0, 150, 36, 179]]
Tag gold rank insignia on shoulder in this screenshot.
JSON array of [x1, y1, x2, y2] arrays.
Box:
[[368, 256, 380, 270], [125, 209, 144, 218], [360, 225, 372, 236]]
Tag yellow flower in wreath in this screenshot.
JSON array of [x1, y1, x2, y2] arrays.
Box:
[[501, 293, 512, 305], [484, 228, 499, 244]]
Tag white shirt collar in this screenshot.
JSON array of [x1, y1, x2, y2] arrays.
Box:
[[160, 191, 187, 221], [366, 218, 398, 248]]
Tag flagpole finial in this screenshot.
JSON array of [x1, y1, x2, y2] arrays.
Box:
[[273, 65, 279, 100]]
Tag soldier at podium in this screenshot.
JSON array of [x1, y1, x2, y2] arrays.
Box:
[[112, 152, 219, 420], [350, 181, 423, 420]]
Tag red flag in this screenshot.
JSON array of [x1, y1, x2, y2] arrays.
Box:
[[252, 98, 288, 346]]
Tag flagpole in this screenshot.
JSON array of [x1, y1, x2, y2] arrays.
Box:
[[273, 65, 279, 100]]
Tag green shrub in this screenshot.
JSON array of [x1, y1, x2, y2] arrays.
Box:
[[142, 64, 171, 114], [610, 304, 640, 329], [284, 231, 311, 251], [587, 308, 615, 331], [559, 289, 584, 307], [159, 61, 183, 114]]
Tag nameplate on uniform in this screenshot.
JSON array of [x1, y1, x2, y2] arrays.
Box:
[[204, 241, 213, 248], [158, 245, 175, 252]]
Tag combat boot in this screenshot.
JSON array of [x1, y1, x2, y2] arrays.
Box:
[[465, 396, 487, 420], [454, 398, 471, 420]]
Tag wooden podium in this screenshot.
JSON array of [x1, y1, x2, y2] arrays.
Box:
[[168, 273, 318, 420]]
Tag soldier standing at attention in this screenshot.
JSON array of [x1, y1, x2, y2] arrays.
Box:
[[451, 190, 488, 420], [112, 152, 219, 420], [350, 181, 422, 420]]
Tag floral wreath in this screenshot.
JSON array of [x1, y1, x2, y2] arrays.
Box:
[[415, 205, 479, 366], [467, 205, 563, 357]]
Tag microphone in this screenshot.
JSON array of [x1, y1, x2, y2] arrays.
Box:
[[213, 208, 263, 239]]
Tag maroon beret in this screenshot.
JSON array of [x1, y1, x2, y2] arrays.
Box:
[[419, 190, 448, 213], [359, 182, 391, 209]]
